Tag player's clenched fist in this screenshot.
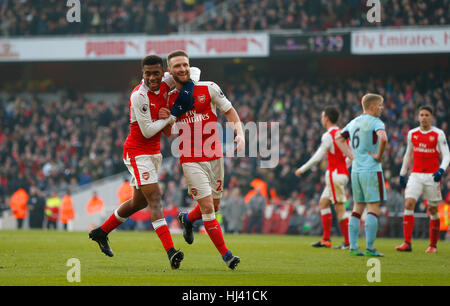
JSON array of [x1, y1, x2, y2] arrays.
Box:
[[170, 80, 195, 117], [159, 107, 170, 119]]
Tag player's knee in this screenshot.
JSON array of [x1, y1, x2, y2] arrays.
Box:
[[133, 199, 147, 211], [428, 205, 438, 215], [404, 199, 416, 210], [213, 201, 220, 212]]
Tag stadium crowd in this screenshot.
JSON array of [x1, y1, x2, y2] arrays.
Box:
[[1, 71, 449, 236], [0, 0, 448, 37]]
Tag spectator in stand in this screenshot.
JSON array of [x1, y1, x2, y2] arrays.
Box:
[[60, 190, 75, 231], [246, 189, 266, 234], [117, 178, 133, 206], [45, 191, 60, 229], [86, 191, 104, 215], [28, 186, 46, 229], [1, 0, 448, 37], [222, 187, 246, 234], [385, 181, 404, 238]]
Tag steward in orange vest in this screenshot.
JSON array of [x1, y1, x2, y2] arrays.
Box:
[[9, 188, 29, 229], [60, 192, 75, 230], [117, 179, 133, 205], [86, 191, 104, 215]]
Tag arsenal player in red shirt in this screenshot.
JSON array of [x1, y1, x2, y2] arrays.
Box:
[[89, 55, 199, 269], [295, 106, 351, 250], [396, 106, 450, 253], [164, 50, 245, 270]]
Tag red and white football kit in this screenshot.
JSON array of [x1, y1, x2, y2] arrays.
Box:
[[298, 126, 350, 244], [123, 77, 174, 187], [299, 126, 350, 204], [167, 81, 232, 201], [401, 126, 450, 204]]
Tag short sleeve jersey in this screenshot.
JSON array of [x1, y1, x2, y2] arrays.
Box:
[[341, 114, 385, 173]]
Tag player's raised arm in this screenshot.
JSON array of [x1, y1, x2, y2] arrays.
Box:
[[295, 133, 331, 177]]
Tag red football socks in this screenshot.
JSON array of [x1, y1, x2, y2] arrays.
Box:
[[188, 204, 202, 223], [203, 218, 228, 256], [321, 209, 332, 241], [403, 214, 415, 244], [155, 224, 174, 252], [429, 218, 440, 248], [100, 212, 123, 234], [339, 217, 349, 245]]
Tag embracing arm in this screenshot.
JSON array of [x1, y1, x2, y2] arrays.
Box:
[[132, 93, 175, 139]]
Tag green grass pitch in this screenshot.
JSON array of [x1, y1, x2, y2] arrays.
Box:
[[0, 230, 448, 286]]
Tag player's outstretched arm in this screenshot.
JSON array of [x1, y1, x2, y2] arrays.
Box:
[[295, 133, 330, 177]]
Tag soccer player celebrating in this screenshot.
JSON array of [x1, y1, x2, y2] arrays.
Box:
[[164, 50, 245, 269], [396, 105, 449, 253], [336, 93, 388, 257], [89, 55, 200, 269], [294, 106, 351, 249]]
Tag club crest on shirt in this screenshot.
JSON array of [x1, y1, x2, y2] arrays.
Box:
[[142, 172, 150, 180], [197, 95, 206, 103], [429, 136, 435, 142]]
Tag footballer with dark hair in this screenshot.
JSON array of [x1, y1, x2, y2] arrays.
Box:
[[295, 105, 351, 250], [396, 105, 449, 253]]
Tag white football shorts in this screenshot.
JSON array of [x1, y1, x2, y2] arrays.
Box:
[[123, 153, 162, 188], [182, 157, 224, 201], [405, 172, 442, 205], [321, 169, 349, 204]]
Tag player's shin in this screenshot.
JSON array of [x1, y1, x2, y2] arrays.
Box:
[[403, 210, 415, 244], [365, 212, 378, 250], [429, 213, 440, 248], [339, 214, 350, 245], [349, 212, 361, 250], [320, 208, 332, 241], [187, 203, 202, 224], [100, 208, 127, 234], [202, 212, 229, 256], [153, 218, 175, 252]]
